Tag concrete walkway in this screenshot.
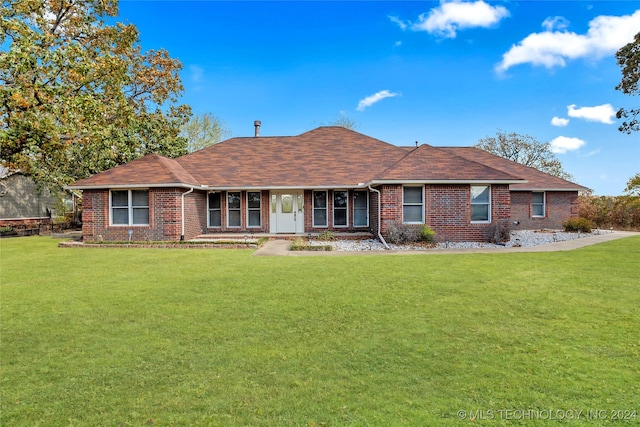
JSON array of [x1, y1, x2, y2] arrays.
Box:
[[252, 230, 639, 257]]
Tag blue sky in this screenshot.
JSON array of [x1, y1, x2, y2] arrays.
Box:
[[118, 0, 639, 195]]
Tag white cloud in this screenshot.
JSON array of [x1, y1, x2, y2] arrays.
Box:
[[567, 103, 616, 124], [551, 116, 569, 127], [410, 0, 510, 38], [189, 65, 204, 83], [388, 15, 408, 31], [496, 10, 640, 72], [395, 40, 402, 47], [550, 136, 586, 154], [542, 16, 570, 32], [356, 90, 399, 112]]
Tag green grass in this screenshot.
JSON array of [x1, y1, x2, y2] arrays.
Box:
[[1, 236, 639, 426]]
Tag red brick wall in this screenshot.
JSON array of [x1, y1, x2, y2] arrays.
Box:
[[375, 184, 512, 242], [511, 191, 579, 230], [82, 188, 191, 242]]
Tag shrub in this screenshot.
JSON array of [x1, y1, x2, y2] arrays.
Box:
[[562, 217, 595, 233], [384, 221, 436, 244], [290, 237, 332, 251], [420, 225, 436, 243], [317, 230, 336, 241], [488, 221, 511, 243]]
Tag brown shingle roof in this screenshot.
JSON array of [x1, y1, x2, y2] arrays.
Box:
[[176, 126, 407, 188], [377, 144, 522, 182], [68, 127, 585, 191], [70, 153, 201, 189], [441, 147, 589, 191]]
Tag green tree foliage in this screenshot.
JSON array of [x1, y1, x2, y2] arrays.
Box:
[[615, 32, 640, 134], [475, 131, 575, 181], [0, 0, 191, 192], [624, 173, 640, 196], [180, 113, 231, 153]]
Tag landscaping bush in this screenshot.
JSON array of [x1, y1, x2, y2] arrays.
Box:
[[290, 237, 332, 251], [562, 217, 595, 233], [488, 221, 512, 243], [578, 194, 640, 230], [384, 221, 436, 244]]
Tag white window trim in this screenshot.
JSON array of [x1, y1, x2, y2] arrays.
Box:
[[532, 192, 546, 218], [246, 191, 261, 228], [402, 185, 424, 224], [470, 185, 491, 223], [312, 190, 328, 228], [332, 190, 349, 228], [353, 190, 369, 228], [109, 189, 149, 227], [227, 191, 241, 228], [207, 192, 222, 228]]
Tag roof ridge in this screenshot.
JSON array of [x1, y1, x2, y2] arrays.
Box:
[[154, 154, 201, 186]]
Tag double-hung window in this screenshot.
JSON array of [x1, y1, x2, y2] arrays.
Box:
[[247, 192, 261, 227], [403, 186, 424, 224], [353, 190, 369, 227], [110, 190, 149, 226], [208, 193, 221, 227], [227, 192, 241, 228], [313, 191, 328, 227], [470, 185, 491, 222], [532, 192, 545, 217], [333, 190, 348, 227]]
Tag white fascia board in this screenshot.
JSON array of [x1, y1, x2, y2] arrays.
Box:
[[368, 179, 527, 185], [510, 188, 581, 192], [65, 183, 199, 190], [204, 184, 367, 191]]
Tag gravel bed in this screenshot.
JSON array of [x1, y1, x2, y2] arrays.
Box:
[[309, 229, 600, 251]]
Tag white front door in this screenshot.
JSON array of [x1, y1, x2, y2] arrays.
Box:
[[270, 191, 304, 233]]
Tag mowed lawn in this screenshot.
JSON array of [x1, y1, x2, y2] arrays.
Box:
[[1, 237, 639, 426]]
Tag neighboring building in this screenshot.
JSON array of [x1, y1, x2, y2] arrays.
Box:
[[68, 126, 587, 243], [0, 172, 59, 228]]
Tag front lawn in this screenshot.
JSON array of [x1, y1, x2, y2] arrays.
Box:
[[1, 237, 639, 426]]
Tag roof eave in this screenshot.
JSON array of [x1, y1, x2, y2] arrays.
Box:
[[369, 179, 527, 185], [66, 183, 202, 190]]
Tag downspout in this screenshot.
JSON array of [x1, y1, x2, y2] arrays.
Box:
[[368, 185, 390, 249], [181, 187, 194, 241]]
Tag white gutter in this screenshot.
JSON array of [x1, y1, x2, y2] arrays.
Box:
[[181, 187, 194, 240], [368, 186, 390, 250]]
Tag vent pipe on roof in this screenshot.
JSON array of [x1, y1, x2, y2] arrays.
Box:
[[254, 120, 261, 137]]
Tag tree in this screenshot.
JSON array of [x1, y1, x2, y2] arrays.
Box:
[[329, 112, 359, 130], [475, 131, 575, 181], [624, 173, 640, 196], [180, 113, 231, 153], [615, 31, 640, 134], [0, 0, 191, 193]]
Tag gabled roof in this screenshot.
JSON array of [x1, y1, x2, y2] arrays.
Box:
[[70, 153, 201, 189], [376, 144, 522, 183], [68, 127, 591, 191], [176, 126, 406, 188], [441, 147, 589, 191]]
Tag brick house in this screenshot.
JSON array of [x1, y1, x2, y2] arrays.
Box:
[[68, 126, 587, 243]]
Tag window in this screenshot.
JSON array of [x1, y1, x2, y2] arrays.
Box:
[[208, 192, 221, 227], [532, 192, 545, 217], [333, 190, 348, 227], [247, 191, 261, 227], [403, 186, 424, 223], [353, 190, 369, 227], [313, 191, 327, 227], [110, 190, 149, 226], [227, 192, 241, 228], [470, 185, 491, 222]]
